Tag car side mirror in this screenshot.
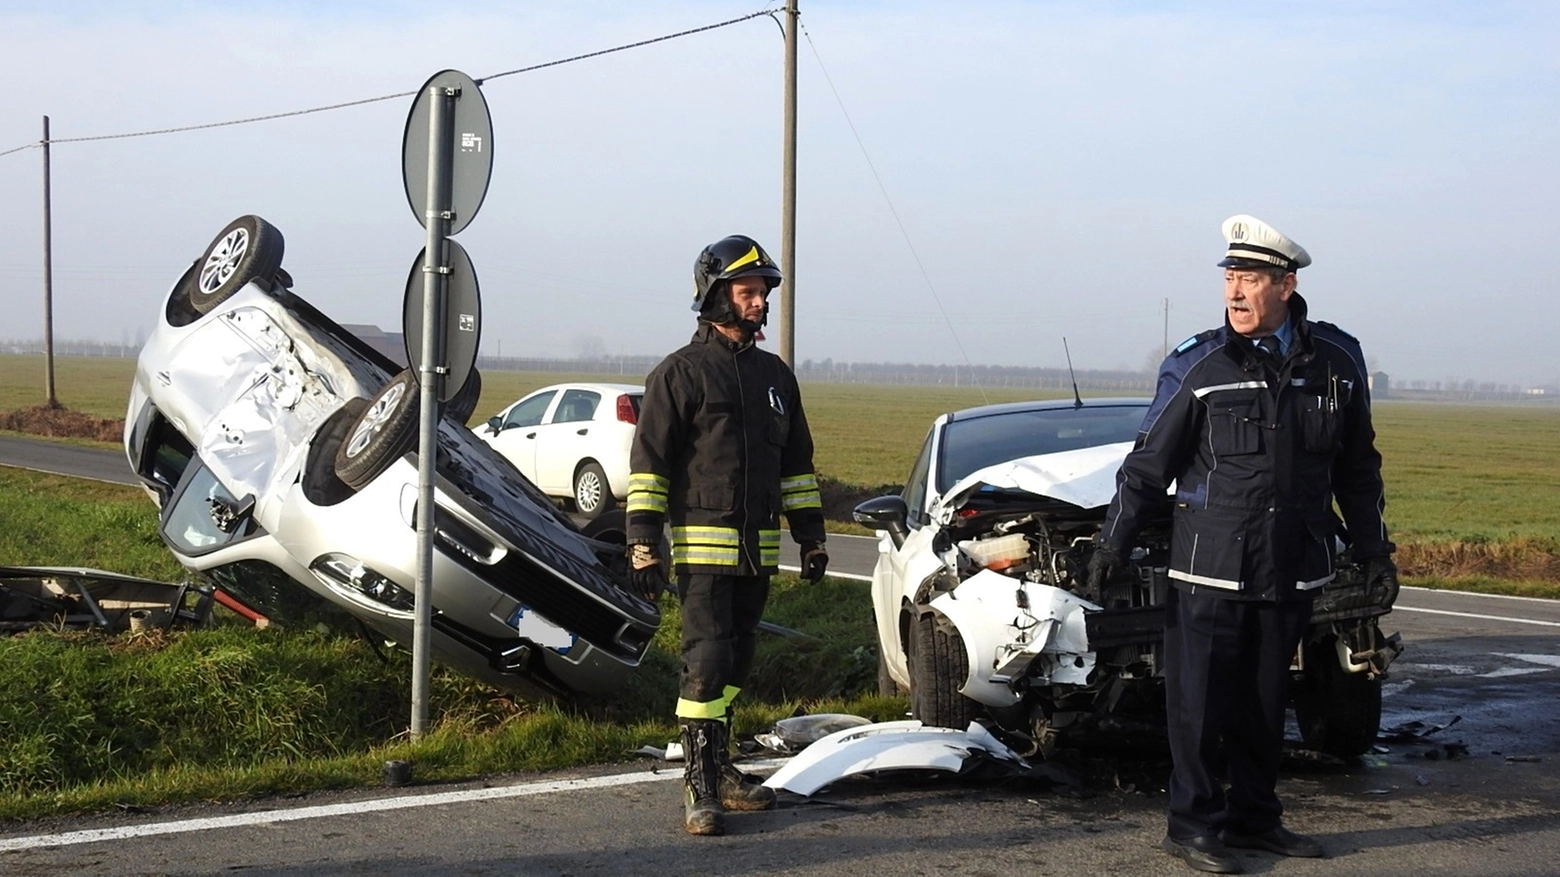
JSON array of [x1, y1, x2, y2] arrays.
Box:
[[485, 416, 503, 435], [853, 495, 909, 549]]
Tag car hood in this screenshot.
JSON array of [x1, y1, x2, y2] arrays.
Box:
[[934, 441, 1133, 523]]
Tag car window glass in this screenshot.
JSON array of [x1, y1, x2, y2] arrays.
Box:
[[902, 429, 935, 526], [936, 405, 1148, 494], [553, 389, 601, 424], [505, 391, 556, 428], [161, 459, 257, 555]]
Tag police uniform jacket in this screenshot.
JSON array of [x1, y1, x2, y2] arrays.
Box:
[[626, 324, 826, 576], [1099, 293, 1392, 601]]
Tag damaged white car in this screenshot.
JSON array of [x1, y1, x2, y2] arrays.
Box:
[[853, 398, 1400, 758], [124, 215, 660, 700]]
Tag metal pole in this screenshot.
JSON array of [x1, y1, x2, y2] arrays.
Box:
[[42, 116, 57, 408], [411, 85, 455, 738], [778, 0, 799, 366]]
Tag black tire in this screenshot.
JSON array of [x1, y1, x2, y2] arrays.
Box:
[[302, 398, 368, 506], [446, 368, 482, 425], [184, 215, 285, 315], [573, 461, 615, 521], [908, 609, 979, 729], [335, 369, 419, 490], [1294, 636, 1383, 757]]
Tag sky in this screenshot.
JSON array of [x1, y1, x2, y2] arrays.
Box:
[[1, 0, 1557, 388]]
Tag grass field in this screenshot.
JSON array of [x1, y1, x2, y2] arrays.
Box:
[[5, 354, 1557, 547]]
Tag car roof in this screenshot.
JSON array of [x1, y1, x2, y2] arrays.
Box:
[[942, 396, 1152, 424], [530, 382, 644, 395]]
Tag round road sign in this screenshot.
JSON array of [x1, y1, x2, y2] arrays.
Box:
[[402, 69, 493, 236]]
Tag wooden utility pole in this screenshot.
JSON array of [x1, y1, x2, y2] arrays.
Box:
[[43, 116, 58, 408], [778, 0, 798, 366]]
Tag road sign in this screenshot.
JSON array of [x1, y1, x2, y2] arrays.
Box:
[[402, 69, 493, 236], [402, 240, 481, 403]]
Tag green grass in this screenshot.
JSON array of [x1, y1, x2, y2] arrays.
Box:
[[0, 469, 184, 579]]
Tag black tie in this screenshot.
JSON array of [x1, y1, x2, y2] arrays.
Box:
[[1257, 336, 1281, 362]]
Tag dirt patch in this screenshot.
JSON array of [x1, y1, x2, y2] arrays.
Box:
[[1398, 538, 1560, 583], [0, 405, 126, 443], [819, 475, 902, 525]]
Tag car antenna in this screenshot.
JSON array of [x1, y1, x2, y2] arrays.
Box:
[[1062, 337, 1083, 409]]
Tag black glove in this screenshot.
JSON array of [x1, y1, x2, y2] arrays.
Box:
[[1362, 554, 1400, 607], [1086, 543, 1127, 595], [800, 541, 829, 583], [627, 542, 667, 601]]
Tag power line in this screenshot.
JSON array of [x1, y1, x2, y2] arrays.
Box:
[[0, 9, 776, 157], [799, 22, 988, 405]]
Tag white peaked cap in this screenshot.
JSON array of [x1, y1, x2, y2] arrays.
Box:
[[1218, 214, 1311, 271]]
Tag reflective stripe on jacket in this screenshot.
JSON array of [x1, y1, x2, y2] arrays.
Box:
[[627, 324, 825, 576], [1099, 293, 1392, 600]]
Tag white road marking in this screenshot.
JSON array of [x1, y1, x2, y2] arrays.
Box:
[[1393, 606, 1560, 628], [0, 758, 786, 853], [1402, 585, 1560, 605], [1494, 653, 1560, 668], [1480, 667, 1549, 679], [1404, 662, 1478, 675]]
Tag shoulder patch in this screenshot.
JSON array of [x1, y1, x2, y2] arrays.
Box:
[[1314, 320, 1359, 343], [1173, 329, 1217, 355]]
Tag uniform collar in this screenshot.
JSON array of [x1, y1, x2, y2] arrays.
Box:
[[693, 321, 754, 352]]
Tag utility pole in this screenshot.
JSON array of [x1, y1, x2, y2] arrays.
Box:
[[42, 116, 58, 408], [778, 0, 798, 366], [1162, 297, 1169, 361]]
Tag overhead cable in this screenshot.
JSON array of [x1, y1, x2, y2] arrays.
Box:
[[0, 8, 775, 156]]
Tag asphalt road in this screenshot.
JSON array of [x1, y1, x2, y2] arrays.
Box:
[[5, 434, 1560, 875]]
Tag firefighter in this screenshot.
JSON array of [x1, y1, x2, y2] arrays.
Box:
[[626, 234, 829, 836], [1092, 215, 1398, 873]]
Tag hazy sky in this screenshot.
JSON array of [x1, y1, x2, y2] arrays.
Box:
[[2, 1, 1557, 387]]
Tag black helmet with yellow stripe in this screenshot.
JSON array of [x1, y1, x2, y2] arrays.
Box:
[[692, 235, 782, 325]]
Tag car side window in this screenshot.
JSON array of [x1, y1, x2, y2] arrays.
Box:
[[505, 391, 556, 429], [552, 389, 601, 424], [160, 459, 258, 555], [901, 429, 935, 528]]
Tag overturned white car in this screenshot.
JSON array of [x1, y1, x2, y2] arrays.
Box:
[[854, 398, 1400, 758]]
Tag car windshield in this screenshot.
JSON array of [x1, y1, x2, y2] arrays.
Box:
[[936, 404, 1148, 494]]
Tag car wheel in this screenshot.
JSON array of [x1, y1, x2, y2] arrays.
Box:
[[335, 369, 419, 490], [908, 609, 979, 729], [1293, 635, 1383, 757], [573, 462, 615, 521], [445, 368, 481, 425], [184, 215, 286, 315], [303, 397, 368, 506]]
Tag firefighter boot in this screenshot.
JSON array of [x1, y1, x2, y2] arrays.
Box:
[[680, 720, 726, 836], [716, 714, 776, 811]]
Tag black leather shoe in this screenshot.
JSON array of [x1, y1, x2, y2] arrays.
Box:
[[1221, 825, 1324, 858], [1161, 835, 1243, 874]]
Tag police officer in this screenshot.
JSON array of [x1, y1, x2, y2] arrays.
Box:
[[626, 235, 829, 836], [1091, 215, 1398, 873]]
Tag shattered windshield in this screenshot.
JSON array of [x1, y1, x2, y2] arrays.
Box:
[[936, 404, 1147, 494]]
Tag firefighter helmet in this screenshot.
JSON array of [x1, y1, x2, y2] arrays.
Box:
[[691, 235, 782, 323]]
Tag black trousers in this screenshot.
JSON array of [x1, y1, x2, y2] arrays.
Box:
[[1164, 586, 1312, 840], [675, 573, 770, 719]]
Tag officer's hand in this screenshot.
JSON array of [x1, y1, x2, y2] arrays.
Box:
[[1362, 554, 1400, 607], [627, 542, 667, 601], [800, 541, 829, 584], [1086, 544, 1127, 594]]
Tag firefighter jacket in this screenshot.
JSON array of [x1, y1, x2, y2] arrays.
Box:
[[1099, 293, 1392, 601], [626, 324, 826, 576]]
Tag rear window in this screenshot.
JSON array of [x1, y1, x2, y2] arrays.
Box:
[[936, 405, 1147, 493]]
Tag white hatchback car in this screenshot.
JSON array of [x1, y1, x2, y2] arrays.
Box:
[[479, 383, 643, 520]]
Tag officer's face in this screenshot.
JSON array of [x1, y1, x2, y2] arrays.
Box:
[[728, 276, 771, 325], [1224, 269, 1295, 337]]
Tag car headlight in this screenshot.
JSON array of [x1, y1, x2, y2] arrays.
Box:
[[311, 553, 415, 612]]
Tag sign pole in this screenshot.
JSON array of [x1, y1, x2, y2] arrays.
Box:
[[411, 84, 455, 738]]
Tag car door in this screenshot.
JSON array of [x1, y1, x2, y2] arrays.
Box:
[[486, 389, 557, 484], [533, 388, 602, 493]]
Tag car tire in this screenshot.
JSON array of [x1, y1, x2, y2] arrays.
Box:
[[579, 509, 670, 591], [1293, 635, 1383, 757], [184, 215, 286, 315], [303, 397, 368, 506], [335, 369, 419, 490], [573, 461, 615, 521], [908, 609, 979, 730], [446, 368, 482, 425]]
